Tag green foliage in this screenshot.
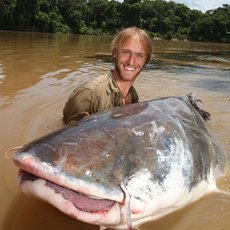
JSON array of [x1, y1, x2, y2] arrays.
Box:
[[34, 4, 70, 33], [0, 0, 17, 29], [0, 0, 229, 43], [188, 5, 230, 42]]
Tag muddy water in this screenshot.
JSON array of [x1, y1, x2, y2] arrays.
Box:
[[0, 31, 229, 230]]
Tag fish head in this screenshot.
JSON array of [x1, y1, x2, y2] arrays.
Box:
[[12, 97, 226, 229]]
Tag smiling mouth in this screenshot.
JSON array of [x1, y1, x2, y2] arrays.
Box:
[[124, 66, 135, 71]]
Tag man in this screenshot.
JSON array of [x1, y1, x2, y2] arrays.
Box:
[[63, 27, 152, 124]]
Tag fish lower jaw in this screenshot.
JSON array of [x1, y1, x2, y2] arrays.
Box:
[[19, 177, 123, 226], [18, 170, 146, 229]]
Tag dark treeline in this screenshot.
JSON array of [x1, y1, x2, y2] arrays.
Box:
[[0, 0, 229, 42]]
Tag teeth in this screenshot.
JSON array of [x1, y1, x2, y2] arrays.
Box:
[[125, 66, 135, 71]]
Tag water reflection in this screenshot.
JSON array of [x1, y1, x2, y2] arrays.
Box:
[[193, 79, 230, 92], [0, 63, 5, 84], [160, 51, 230, 63]]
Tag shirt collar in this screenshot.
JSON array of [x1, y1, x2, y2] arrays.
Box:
[[106, 70, 120, 95], [106, 70, 137, 101]]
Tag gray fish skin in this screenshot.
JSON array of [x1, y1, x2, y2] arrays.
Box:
[[13, 95, 226, 229]]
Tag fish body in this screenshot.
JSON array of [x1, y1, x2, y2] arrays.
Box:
[[13, 95, 226, 229]]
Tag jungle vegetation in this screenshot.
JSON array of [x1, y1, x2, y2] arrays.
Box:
[[0, 0, 229, 42]]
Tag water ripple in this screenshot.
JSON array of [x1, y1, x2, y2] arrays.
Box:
[[0, 63, 6, 84]]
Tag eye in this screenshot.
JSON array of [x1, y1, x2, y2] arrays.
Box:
[[121, 49, 131, 56], [136, 53, 145, 59]]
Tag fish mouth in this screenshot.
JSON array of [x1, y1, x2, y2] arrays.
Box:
[[19, 169, 116, 213]]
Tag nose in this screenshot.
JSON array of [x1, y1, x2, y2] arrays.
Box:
[[127, 53, 135, 65]]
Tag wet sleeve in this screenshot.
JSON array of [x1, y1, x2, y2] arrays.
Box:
[[63, 87, 97, 124]]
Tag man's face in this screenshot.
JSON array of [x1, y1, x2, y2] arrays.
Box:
[[114, 35, 147, 82]]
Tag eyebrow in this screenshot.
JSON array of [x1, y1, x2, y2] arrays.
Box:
[[120, 48, 146, 56]]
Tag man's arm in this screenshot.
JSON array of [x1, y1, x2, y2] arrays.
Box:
[[63, 87, 96, 124]]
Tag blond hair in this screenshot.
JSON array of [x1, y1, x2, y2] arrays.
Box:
[[111, 27, 152, 64]]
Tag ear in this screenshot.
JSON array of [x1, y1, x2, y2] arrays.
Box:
[[112, 49, 117, 58]]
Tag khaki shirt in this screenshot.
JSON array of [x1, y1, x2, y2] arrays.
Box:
[[63, 71, 139, 124]]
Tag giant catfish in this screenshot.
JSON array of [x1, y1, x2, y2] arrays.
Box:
[[13, 94, 226, 229]]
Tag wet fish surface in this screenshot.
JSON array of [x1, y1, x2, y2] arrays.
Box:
[[13, 95, 226, 229]]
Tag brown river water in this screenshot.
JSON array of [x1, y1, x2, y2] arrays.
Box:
[[0, 31, 229, 230]]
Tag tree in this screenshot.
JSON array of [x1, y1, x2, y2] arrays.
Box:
[[14, 0, 38, 31], [0, 0, 229, 42], [0, 0, 17, 29], [58, 0, 87, 33], [123, 2, 142, 27]]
